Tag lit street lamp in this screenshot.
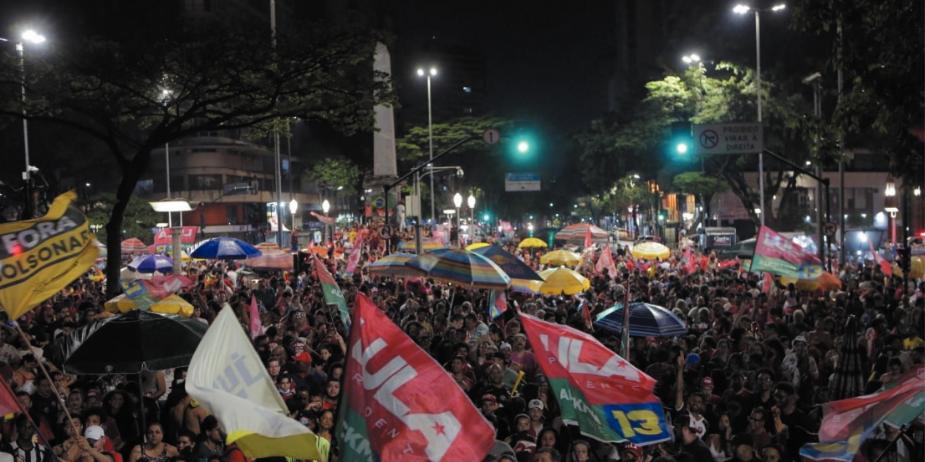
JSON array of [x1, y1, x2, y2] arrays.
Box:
[[1, 28, 47, 218], [453, 193, 463, 246], [884, 179, 898, 245], [289, 199, 298, 249], [681, 53, 701, 65], [733, 2, 786, 227], [417, 65, 438, 223], [149, 199, 192, 272], [467, 194, 476, 222], [322, 199, 331, 242]]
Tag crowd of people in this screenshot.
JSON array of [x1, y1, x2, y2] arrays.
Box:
[[0, 222, 922, 462]]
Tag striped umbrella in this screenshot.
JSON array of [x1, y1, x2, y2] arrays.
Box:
[[398, 239, 445, 252], [405, 249, 511, 289], [511, 278, 543, 295], [555, 223, 608, 243], [473, 244, 544, 281], [594, 302, 687, 337], [466, 242, 491, 251], [128, 254, 174, 273], [121, 238, 147, 254], [368, 253, 421, 277], [190, 237, 262, 260]]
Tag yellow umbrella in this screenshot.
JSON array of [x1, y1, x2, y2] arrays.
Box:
[[540, 249, 581, 267], [466, 242, 491, 251], [511, 278, 544, 294], [631, 241, 671, 261], [538, 267, 591, 296], [912, 256, 924, 279], [103, 294, 195, 317], [518, 237, 548, 249], [104, 294, 135, 313], [150, 294, 195, 317]]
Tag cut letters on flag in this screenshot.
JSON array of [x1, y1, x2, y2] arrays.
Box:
[[313, 258, 350, 330], [750, 226, 822, 279], [186, 306, 329, 461], [518, 313, 671, 445], [0, 191, 99, 320], [337, 293, 495, 461]]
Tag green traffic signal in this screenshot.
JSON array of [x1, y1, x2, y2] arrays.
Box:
[[675, 142, 689, 155]]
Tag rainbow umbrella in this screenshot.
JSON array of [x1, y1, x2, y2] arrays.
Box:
[[473, 244, 543, 281], [537, 267, 590, 296], [398, 239, 445, 252], [405, 249, 511, 289], [368, 253, 420, 277], [540, 249, 582, 267]]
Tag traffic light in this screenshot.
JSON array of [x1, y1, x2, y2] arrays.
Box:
[[669, 122, 693, 160]]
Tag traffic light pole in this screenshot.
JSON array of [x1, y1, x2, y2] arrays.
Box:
[[384, 134, 481, 246]]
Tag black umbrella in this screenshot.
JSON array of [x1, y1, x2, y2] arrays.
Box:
[[829, 316, 866, 400], [62, 310, 207, 374], [61, 310, 208, 440]]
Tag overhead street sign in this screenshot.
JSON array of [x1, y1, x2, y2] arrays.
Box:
[[505, 172, 540, 192], [693, 123, 763, 155]]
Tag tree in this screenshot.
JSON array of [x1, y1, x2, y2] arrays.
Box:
[[0, 20, 389, 296], [85, 193, 161, 244], [577, 63, 810, 227], [306, 157, 361, 195], [791, 0, 924, 186]]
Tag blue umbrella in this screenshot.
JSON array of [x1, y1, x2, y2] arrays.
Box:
[[594, 302, 687, 337], [190, 237, 262, 260], [128, 254, 174, 273], [473, 244, 544, 281]]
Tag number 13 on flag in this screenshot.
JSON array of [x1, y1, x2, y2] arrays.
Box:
[[602, 402, 671, 445]]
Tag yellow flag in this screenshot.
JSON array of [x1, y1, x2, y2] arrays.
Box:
[[0, 191, 99, 319], [186, 306, 329, 461]]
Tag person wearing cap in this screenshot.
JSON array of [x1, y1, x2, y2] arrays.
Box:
[[65, 425, 116, 462], [527, 399, 546, 439]]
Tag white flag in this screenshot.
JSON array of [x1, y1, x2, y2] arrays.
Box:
[[186, 306, 328, 461]]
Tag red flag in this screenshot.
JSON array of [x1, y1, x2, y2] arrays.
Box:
[[595, 246, 617, 279], [337, 294, 494, 461], [584, 227, 593, 249], [248, 295, 262, 339], [868, 241, 892, 277], [683, 248, 697, 275], [346, 235, 365, 276], [717, 259, 739, 269], [579, 300, 593, 330], [624, 256, 635, 271], [0, 375, 24, 417], [699, 255, 710, 272], [761, 272, 774, 294]]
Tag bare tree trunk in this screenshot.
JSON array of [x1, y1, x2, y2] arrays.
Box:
[[104, 148, 152, 299]]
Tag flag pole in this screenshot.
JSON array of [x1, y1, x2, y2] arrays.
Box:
[[621, 274, 632, 360], [0, 375, 56, 454], [12, 322, 81, 438]]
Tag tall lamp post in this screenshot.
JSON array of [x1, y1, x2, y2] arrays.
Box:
[[416, 65, 438, 224], [1, 29, 47, 219], [453, 193, 463, 247], [884, 179, 898, 245], [322, 199, 331, 243], [733, 2, 786, 227], [288, 199, 298, 250], [467, 194, 476, 224]]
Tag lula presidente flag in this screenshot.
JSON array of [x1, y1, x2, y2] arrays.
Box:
[[801, 366, 925, 461], [750, 225, 823, 279], [519, 312, 671, 445], [313, 258, 350, 330], [186, 306, 329, 461], [337, 293, 494, 461], [0, 191, 98, 319]]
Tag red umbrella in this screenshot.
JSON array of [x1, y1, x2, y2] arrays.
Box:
[[121, 238, 147, 254]]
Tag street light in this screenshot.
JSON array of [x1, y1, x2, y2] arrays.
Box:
[[321, 199, 331, 243], [681, 53, 701, 65], [417, 65, 438, 223], [884, 179, 898, 245], [288, 199, 298, 249], [453, 193, 463, 246], [517, 140, 530, 154], [467, 194, 476, 223], [3, 28, 47, 219], [149, 199, 192, 273], [733, 2, 787, 227]]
